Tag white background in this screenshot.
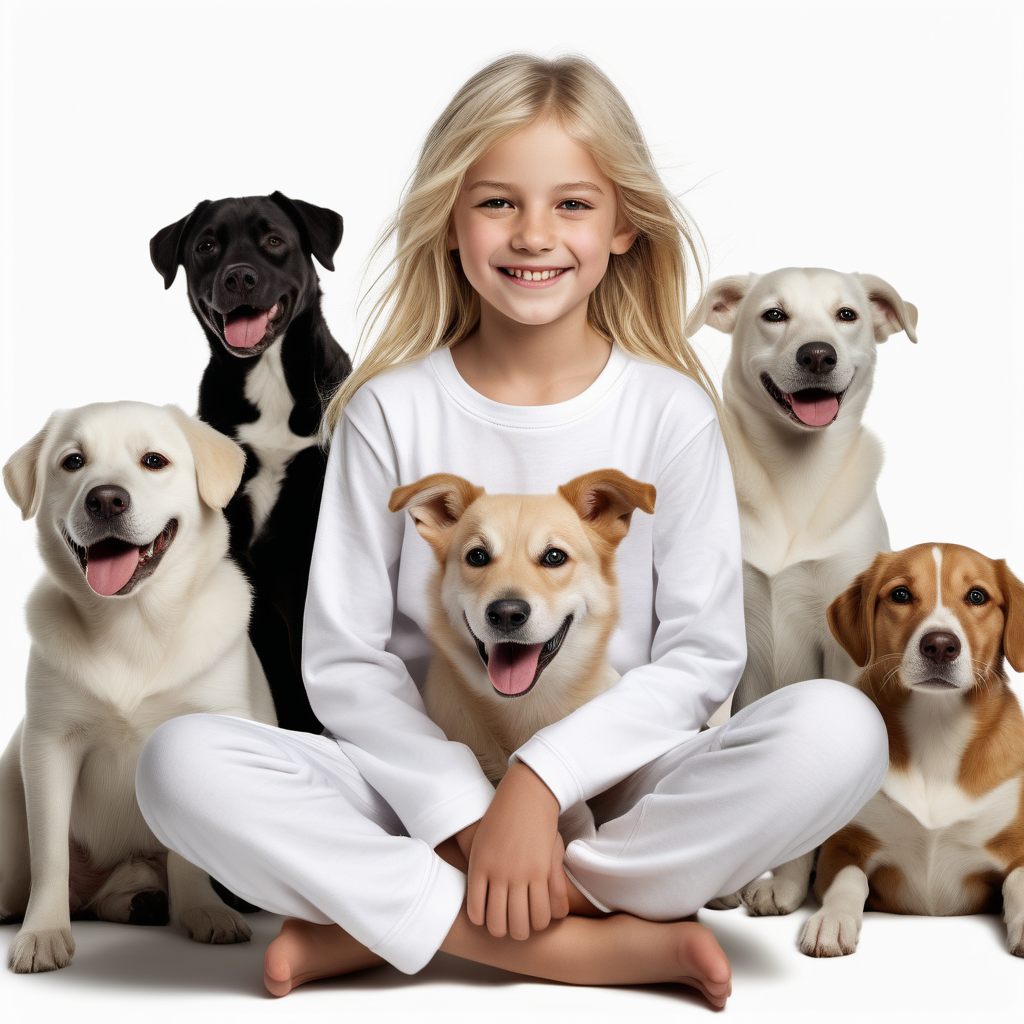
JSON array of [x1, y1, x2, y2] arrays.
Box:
[[0, 0, 1021, 1020]]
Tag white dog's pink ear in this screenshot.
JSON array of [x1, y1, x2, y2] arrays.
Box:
[[856, 274, 918, 344], [3, 417, 55, 520], [559, 470, 656, 547], [165, 406, 246, 510], [388, 474, 485, 556], [700, 275, 755, 334]]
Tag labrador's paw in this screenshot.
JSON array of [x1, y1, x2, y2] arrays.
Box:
[[178, 904, 252, 944], [8, 926, 75, 973], [704, 891, 742, 910], [799, 907, 861, 957], [742, 873, 807, 916]]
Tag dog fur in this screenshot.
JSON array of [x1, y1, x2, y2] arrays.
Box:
[[800, 544, 1024, 958], [0, 402, 276, 972], [150, 193, 352, 733]]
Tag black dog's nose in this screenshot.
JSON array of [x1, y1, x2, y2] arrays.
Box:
[[920, 631, 961, 664], [85, 485, 131, 520], [486, 600, 531, 632], [223, 263, 259, 295], [796, 342, 837, 375]]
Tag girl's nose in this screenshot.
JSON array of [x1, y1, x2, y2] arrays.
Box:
[[511, 208, 555, 252]]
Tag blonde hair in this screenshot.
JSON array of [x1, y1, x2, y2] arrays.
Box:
[[323, 53, 714, 437]]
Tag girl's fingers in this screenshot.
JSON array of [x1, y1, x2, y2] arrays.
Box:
[[485, 882, 509, 938], [548, 834, 569, 919], [528, 880, 552, 933], [508, 884, 532, 941], [467, 869, 488, 927]]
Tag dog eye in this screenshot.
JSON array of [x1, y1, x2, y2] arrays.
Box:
[[61, 453, 85, 471], [466, 548, 490, 567], [761, 308, 788, 323], [541, 548, 568, 567], [837, 307, 858, 321], [267, 236, 283, 247], [890, 586, 912, 604], [196, 240, 216, 254], [966, 588, 988, 606], [141, 453, 169, 471]]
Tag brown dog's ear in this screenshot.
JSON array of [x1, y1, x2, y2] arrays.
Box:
[[559, 470, 656, 547], [150, 200, 212, 289], [827, 554, 887, 668], [699, 274, 756, 334], [165, 406, 245, 510], [3, 415, 57, 520], [855, 274, 918, 344], [388, 474, 484, 556], [996, 560, 1024, 673]]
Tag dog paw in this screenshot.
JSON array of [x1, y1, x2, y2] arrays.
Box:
[[799, 908, 860, 957], [704, 891, 743, 910], [742, 874, 807, 916], [1006, 917, 1024, 958], [177, 904, 252, 944], [7, 927, 75, 973], [128, 890, 169, 926]]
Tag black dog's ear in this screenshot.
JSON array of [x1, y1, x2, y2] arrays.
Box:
[[269, 191, 343, 271], [150, 200, 212, 289]]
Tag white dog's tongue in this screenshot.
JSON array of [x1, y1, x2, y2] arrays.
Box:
[[488, 642, 544, 695], [786, 390, 839, 427], [223, 305, 275, 349], [86, 539, 139, 596]]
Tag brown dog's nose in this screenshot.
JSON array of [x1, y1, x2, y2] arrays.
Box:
[[486, 600, 530, 632], [920, 631, 961, 664], [85, 485, 131, 520], [223, 263, 259, 295], [796, 342, 837, 375]]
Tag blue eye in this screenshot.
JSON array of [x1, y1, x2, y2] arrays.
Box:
[[559, 199, 591, 212]]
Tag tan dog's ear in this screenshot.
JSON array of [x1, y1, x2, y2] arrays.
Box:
[[165, 406, 246, 510], [699, 275, 756, 334], [827, 553, 887, 668], [856, 274, 918, 344], [3, 414, 58, 520], [996, 560, 1024, 673], [388, 474, 484, 556], [559, 470, 656, 547]]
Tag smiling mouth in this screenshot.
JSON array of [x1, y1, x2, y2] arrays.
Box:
[[204, 300, 284, 357], [63, 520, 177, 596], [499, 267, 570, 283], [466, 613, 573, 697], [760, 373, 848, 427]]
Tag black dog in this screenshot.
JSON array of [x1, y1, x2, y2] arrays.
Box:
[[151, 193, 351, 734]]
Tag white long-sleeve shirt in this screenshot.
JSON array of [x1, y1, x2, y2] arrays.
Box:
[[302, 344, 746, 849]]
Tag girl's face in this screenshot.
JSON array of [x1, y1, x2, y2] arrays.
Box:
[[449, 119, 635, 331]]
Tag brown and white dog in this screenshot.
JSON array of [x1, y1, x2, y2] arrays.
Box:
[[799, 543, 1024, 958], [389, 470, 655, 830]]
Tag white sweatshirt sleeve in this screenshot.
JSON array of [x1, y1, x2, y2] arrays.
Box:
[[301, 394, 495, 848], [512, 418, 747, 811]]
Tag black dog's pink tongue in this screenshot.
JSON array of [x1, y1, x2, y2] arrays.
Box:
[[487, 642, 544, 695], [786, 390, 840, 427], [85, 539, 140, 596], [224, 307, 273, 348]]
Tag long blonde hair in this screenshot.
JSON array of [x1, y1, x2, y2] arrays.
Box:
[[323, 53, 714, 437]]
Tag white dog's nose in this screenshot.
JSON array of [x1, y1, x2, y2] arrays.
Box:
[[796, 342, 837, 375], [85, 484, 131, 520]]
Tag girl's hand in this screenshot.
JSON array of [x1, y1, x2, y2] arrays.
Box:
[[466, 762, 569, 939]]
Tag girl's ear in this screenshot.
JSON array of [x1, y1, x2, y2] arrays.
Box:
[[389, 474, 484, 558], [610, 212, 637, 255], [827, 554, 887, 668], [559, 469, 656, 547]]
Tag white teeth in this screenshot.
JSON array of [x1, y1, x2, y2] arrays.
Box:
[[514, 269, 523, 278], [508, 268, 564, 282]]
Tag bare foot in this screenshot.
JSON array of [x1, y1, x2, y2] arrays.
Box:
[[263, 918, 385, 997]]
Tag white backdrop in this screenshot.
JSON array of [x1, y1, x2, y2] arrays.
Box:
[[0, 1, 1022, 1019]]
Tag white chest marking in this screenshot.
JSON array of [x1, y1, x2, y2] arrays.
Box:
[[234, 338, 316, 542]]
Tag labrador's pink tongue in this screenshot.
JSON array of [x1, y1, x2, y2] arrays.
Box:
[[224, 309, 271, 348], [488, 642, 544, 695], [85, 540, 139, 596], [786, 390, 839, 427]]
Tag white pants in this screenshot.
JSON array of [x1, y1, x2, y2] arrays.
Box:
[[135, 678, 887, 974]]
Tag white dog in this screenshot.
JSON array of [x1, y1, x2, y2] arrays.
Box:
[[702, 267, 917, 913], [0, 402, 276, 973]]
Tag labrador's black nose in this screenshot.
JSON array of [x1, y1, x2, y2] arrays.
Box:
[[796, 342, 837, 375], [486, 600, 531, 632], [223, 263, 259, 295], [920, 631, 960, 664], [85, 485, 131, 520]]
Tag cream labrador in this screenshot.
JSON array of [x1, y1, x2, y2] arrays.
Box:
[[0, 402, 276, 973]]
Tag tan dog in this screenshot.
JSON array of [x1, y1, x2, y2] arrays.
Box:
[[799, 543, 1024, 958], [388, 471, 655, 812]]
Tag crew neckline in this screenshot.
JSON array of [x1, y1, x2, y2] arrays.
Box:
[[429, 344, 633, 428]]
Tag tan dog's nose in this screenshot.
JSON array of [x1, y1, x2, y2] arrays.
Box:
[[85, 485, 131, 520], [920, 631, 961, 664], [486, 600, 530, 632]]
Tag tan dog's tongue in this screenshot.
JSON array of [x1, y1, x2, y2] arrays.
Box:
[[786, 391, 839, 427], [488, 642, 544, 695], [224, 309, 271, 348], [85, 539, 139, 596]]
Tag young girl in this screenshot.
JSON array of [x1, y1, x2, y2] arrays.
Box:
[[136, 54, 888, 1008]]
